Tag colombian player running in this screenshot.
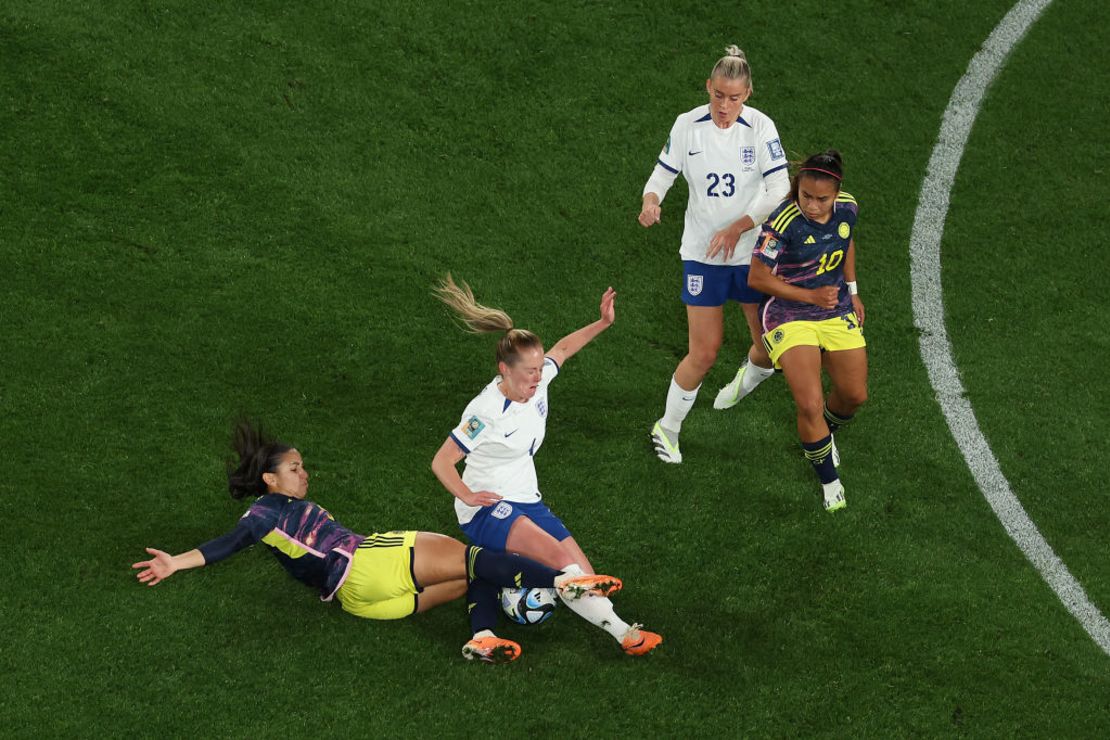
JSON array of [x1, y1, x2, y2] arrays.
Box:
[[133, 419, 621, 664], [430, 276, 662, 656], [748, 150, 867, 511], [639, 45, 790, 463]]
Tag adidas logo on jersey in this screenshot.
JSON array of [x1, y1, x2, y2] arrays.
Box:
[[804, 235, 817, 244]]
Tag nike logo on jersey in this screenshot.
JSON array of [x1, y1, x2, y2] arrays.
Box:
[[688, 150, 703, 156], [504, 430, 518, 437], [804, 235, 816, 244]]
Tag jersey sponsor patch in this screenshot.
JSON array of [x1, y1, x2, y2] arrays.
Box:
[[758, 234, 781, 259], [766, 138, 785, 160], [492, 502, 514, 519], [838, 222, 851, 239], [461, 415, 485, 440], [687, 274, 704, 296], [741, 146, 755, 166]]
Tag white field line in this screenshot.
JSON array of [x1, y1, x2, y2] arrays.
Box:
[[909, 0, 1110, 655]]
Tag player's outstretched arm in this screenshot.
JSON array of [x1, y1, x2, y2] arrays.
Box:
[[546, 287, 615, 367], [132, 547, 205, 587]]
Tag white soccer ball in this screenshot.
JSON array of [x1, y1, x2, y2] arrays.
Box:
[[500, 587, 558, 625]]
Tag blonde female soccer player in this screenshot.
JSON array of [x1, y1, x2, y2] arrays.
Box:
[[430, 276, 662, 656], [133, 419, 621, 664], [748, 150, 867, 511], [638, 45, 791, 463]]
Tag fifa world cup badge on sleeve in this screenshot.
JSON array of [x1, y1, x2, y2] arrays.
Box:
[[759, 235, 781, 259], [462, 416, 485, 440], [766, 138, 785, 160], [687, 274, 704, 296]]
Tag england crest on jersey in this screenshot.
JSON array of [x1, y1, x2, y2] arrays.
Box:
[[687, 274, 704, 296], [741, 146, 756, 167]]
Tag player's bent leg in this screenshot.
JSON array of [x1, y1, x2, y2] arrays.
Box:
[[823, 347, 869, 416], [411, 531, 469, 587], [779, 346, 827, 441], [714, 303, 775, 410], [505, 516, 576, 570], [415, 580, 467, 613]]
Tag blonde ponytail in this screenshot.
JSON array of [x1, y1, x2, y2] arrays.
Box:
[[434, 274, 542, 366]]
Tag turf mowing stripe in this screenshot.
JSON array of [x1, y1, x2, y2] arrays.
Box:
[[909, 0, 1110, 656]]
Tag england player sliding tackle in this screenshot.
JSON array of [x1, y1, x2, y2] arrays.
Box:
[[431, 276, 662, 656]]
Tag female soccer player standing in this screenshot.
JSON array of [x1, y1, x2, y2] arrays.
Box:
[[134, 419, 621, 664], [748, 150, 867, 511], [639, 45, 791, 463], [430, 276, 662, 656]]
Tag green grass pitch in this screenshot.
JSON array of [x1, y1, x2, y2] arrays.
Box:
[[1, 0, 1107, 735]]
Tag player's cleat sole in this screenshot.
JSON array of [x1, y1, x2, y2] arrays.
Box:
[[556, 574, 623, 600], [651, 421, 682, 463], [462, 636, 521, 664], [621, 624, 663, 655], [713, 362, 750, 410], [822, 481, 847, 512]]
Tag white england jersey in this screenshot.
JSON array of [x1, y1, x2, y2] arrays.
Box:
[[448, 356, 560, 525], [644, 103, 789, 266]]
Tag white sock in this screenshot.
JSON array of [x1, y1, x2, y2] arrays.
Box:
[[472, 629, 495, 640], [661, 375, 699, 433], [557, 562, 631, 642], [740, 357, 775, 395]]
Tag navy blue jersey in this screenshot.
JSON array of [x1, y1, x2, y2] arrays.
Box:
[[198, 494, 365, 601], [753, 192, 859, 332]]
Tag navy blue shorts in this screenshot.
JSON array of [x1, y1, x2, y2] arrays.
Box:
[[682, 261, 764, 306], [460, 500, 572, 551]]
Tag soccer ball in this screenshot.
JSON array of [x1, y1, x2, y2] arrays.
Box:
[[500, 587, 558, 625]]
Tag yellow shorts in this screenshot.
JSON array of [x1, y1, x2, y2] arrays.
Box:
[[335, 530, 420, 620], [763, 313, 866, 366]]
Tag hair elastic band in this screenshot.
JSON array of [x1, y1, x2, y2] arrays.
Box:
[[800, 166, 842, 180]]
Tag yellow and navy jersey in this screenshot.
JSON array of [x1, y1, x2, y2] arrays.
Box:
[[752, 192, 859, 332], [198, 494, 365, 601]]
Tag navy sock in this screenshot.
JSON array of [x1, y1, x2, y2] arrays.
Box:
[[466, 577, 501, 634], [802, 435, 838, 484], [465, 545, 559, 588], [823, 404, 854, 434]]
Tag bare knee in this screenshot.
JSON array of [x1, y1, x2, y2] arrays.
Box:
[[795, 396, 825, 425], [687, 343, 721, 373]]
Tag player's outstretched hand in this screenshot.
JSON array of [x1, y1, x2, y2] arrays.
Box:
[[851, 295, 865, 327], [705, 223, 742, 260], [460, 490, 503, 507], [133, 548, 176, 587], [599, 287, 616, 326], [809, 286, 840, 309]]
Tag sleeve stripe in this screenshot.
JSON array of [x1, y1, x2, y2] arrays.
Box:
[[656, 158, 679, 174], [449, 432, 471, 454], [762, 163, 788, 177], [545, 356, 561, 373], [770, 203, 801, 233]]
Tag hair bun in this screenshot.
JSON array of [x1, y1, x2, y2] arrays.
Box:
[[724, 44, 746, 59]]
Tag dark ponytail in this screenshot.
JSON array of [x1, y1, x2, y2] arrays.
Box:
[[790, 149, 844, 202], [226, 418, 291, 499]]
